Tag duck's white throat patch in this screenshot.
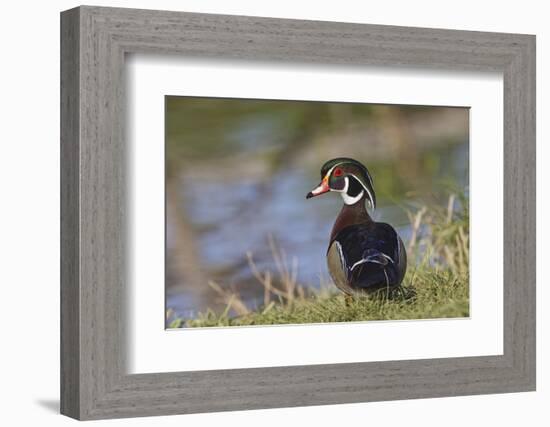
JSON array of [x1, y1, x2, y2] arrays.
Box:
[[339, 177, 364, 205], [341, 190, 364, 205]]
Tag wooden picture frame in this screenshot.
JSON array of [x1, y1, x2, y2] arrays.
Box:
[[60, 5, 536, 420]]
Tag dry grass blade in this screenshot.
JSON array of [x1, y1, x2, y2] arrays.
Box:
[[208, 280, 250, 316], [246, 236, 305, 307], [446, 193, 456, 224], [443, 245, 457, 271], [407, 206, 426, 254], [246, 251, 287, 300], [268, 234, 297, 301]]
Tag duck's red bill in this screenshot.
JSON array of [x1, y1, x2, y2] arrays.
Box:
[[306, 178, 330, 199]]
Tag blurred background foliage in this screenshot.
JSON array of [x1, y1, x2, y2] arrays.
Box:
[[165, 96, 469, 322]]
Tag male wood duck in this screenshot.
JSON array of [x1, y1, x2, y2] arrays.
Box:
[[306, 158, 407, 294]]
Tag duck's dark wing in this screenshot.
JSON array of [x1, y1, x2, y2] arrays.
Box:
[[329, 222, 406, 291]]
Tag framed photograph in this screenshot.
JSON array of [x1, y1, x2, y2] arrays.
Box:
[[61, 6, 536, 420]]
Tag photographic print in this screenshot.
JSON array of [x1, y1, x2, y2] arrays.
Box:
[[165, 97, 469, 328]]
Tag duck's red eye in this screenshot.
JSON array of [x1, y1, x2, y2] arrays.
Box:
[[333, 168, 343, 177]]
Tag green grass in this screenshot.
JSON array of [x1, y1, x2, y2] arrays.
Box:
[[167, 193, 469, 328]]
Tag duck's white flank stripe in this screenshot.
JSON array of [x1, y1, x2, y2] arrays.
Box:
[[381, 253, 395, 264], [350, 258, 372, 271], [350, 252, 394, 272], [335, 241, 347, 273]]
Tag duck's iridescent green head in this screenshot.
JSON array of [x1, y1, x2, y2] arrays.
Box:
[[306, 157, 376, 209]]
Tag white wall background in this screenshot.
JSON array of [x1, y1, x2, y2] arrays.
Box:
[[0, 0, 546, 425]]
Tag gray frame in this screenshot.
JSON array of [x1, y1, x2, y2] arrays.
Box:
[[60, 5, 536, 421]]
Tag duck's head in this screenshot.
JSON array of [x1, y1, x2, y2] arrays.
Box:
[[306, 157, 376, 208]]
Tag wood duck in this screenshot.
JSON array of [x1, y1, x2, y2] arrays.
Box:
[[306, 158, 407, 294]]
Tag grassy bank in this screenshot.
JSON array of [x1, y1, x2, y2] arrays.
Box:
[[168, 194, 469, 328]]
